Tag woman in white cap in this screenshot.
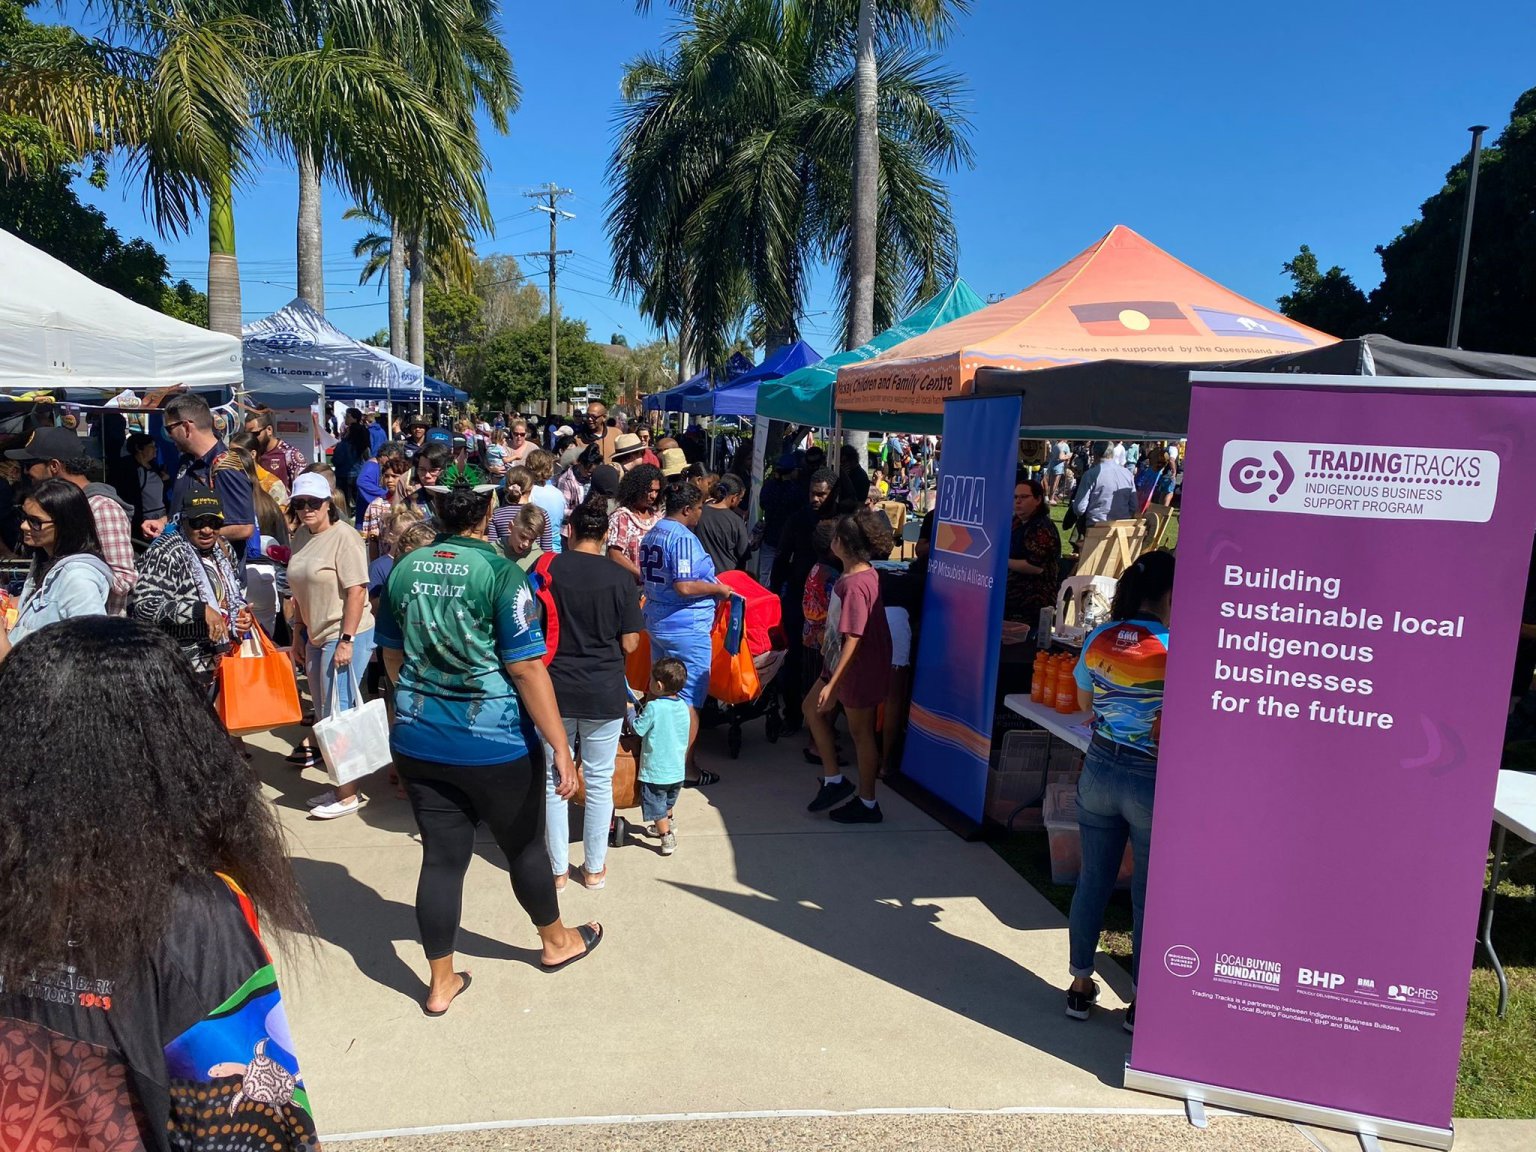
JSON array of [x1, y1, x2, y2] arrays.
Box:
[[287, 471, 376, 818]]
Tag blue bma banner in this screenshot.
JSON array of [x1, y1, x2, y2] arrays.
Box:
[[900, 393, 1021, 820]]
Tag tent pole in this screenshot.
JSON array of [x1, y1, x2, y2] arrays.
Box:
[[832, 411, 843, 476]]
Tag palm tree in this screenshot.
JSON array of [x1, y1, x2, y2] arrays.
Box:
[[610, 0, 971, 373], [342, 202, 405, 355], [3, 1, 505, 338], [277, 0, 520, 316], [2, 2, 262, 333]]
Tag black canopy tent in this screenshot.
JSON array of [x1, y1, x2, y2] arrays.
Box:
[[970, 335, 1536, 438]]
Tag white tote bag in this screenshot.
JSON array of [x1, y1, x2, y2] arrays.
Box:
[[313, 664, 392, 787]]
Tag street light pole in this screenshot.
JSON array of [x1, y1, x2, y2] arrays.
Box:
[[1447, 124, 1489, 349]]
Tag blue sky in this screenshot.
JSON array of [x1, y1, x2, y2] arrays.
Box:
[[59, 0, 1536, 352]]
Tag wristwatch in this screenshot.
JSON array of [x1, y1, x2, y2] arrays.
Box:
[[339, 633, 354, 643]]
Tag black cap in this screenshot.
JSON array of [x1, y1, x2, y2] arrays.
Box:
[[182, 484, 225, 524], [590, 464, 621, 498], [4, 426, 85, 462]]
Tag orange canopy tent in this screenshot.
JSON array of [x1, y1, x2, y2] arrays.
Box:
[[834, 225, 1337, 418]]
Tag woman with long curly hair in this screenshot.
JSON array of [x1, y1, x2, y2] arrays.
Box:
[[0, 617, 318, 1149], [606, 463, 663, 582]]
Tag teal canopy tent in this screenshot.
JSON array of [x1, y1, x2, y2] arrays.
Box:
[[755, 279, 986, 429]]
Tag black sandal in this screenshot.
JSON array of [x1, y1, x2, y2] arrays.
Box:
[[684, 769, 720, 788], [541, 924, 603, 973], [422, 971, 472, 1017]]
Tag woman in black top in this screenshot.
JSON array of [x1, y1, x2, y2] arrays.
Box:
[[695, 474, 752, 575], [541, 499, 645, 889]]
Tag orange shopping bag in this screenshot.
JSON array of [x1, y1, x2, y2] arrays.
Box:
[[709, 598, 759, 705], [216, 625, 304, 734], [626, 629, 652, 693]]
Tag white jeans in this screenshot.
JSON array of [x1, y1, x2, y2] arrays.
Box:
[[543, 716, 623, 877]]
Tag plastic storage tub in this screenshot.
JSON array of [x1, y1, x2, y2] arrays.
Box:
[[1041, 781, 1134, 888], [985, 730, 1050, 826]]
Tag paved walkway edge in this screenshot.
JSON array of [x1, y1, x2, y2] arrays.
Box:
[[324, 1105, 1208, 1142]]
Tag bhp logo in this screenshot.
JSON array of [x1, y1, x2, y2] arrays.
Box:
[[1297, 968, 1345, 990], [1228, 451, 1296, 504]]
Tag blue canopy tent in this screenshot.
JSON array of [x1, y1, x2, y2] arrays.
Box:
[[642, 352, 754, 412], [678, 341, 821, 417]]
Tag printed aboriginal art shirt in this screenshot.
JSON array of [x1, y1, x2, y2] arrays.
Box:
[[0, 873, 317, 1152], [1073, 615, 1170, 756], [375, 535, 546, 767]]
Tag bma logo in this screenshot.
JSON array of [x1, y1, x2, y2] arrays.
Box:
[[934, 474, 993, 559], [1297, 967, 1345, 990], [1228, 450, 1296, 504]]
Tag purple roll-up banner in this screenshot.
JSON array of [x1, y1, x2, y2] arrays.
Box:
[[1126, 374, 1536, 1148]]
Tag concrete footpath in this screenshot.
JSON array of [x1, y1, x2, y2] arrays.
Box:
[[249, 720, 1533, 1151]]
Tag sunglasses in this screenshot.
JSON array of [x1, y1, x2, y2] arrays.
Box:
[[290, 497, 326, 512], [164, 419, 194, 435], [185, 515, 224, 531], [21, 514, 54, 529]]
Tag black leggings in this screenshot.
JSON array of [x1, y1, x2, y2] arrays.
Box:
[[396, 750, 559, 960]]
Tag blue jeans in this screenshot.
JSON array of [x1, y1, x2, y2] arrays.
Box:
[[1067, 735, 1157, 991], [543, 716, 623, 877], [305, 629, 376, 720]]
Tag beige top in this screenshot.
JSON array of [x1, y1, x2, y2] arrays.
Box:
[[289, 521, 374, 645]]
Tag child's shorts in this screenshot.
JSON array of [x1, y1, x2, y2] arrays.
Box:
[[641, 780, 683, 822]]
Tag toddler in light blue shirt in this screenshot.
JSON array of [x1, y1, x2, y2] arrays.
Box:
[[631, 656, 691, 857]]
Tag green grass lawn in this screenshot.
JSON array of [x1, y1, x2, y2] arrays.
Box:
[[1046, 499, 1180, 553], [989, 766, 1536, 1118]]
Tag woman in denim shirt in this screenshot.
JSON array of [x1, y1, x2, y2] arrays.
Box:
[[1063, 551, 1176, 1034], [0, 479, 110, 662]]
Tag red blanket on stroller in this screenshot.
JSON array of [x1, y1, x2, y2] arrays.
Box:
[[720, 570, 782, 657]]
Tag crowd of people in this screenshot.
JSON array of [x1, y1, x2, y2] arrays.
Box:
[[0, 388, 1206, 1148]]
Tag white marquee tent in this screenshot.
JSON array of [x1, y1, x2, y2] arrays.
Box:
[[243, 298, 423, 404], [0, 227, 242, 399]]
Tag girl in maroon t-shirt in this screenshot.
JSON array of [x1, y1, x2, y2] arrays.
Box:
[[805, 509, 895, 824]]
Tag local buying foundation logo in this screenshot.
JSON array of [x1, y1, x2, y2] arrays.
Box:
[[1218, 439, 1499, 523]]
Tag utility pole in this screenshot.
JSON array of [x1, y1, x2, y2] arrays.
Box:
[[526, 183, 574, 415]]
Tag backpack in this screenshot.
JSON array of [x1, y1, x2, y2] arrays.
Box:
[[528, 550, 559, 667]]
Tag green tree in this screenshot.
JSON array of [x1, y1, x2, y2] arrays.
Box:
[[1371, 88, 1536, 353], [423, 285, 485, 387], [610, 0, 971, 373], [473, 254, 545, 336], [475, 316, 615, 411], [160, 278, 210, 326], [1276, 245, 1376, 338]]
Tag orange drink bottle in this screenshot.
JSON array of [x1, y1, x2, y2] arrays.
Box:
[[1031, 651, 1049, 702], [1055, 656, 1079, 714]]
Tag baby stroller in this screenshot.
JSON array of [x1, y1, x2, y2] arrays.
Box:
[[701, 570, 787, 758]]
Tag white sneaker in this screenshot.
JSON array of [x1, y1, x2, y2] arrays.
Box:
[[309, 795, 368, 820], [307, 788, 368, 809], [660, 831, 676, 856]]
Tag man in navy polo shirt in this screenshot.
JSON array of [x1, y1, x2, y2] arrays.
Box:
[[146, 394, 254, 572]]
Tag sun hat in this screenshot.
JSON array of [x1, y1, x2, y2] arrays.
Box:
[[658, 447, 688, 478], [612, 432, 645, 459], [290, 473, 333, 503]]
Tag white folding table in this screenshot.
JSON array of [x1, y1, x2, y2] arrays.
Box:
[[1479, 769, 1536, 1018]]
